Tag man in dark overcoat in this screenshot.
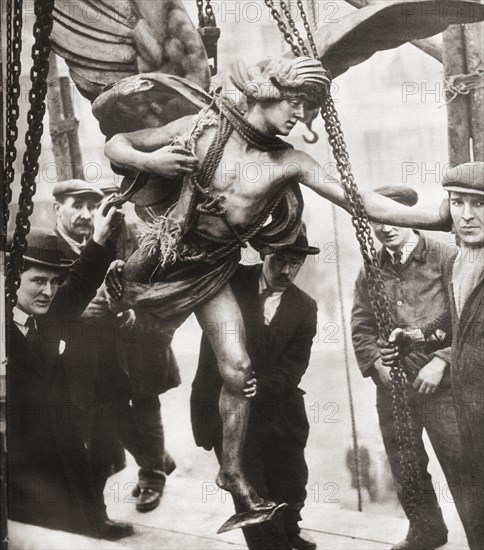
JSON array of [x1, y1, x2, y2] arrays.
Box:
[[191, 227, 319, 550], [383, 164, 484, 550], [7, 205, 122, 537], [53, 179, 179, 515]]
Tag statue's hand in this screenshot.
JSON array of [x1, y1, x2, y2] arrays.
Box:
[[146, 145, 199, 178], [105, 259, 125, 301]]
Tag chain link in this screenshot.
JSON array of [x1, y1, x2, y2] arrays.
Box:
[[197, 0, 216, 27], [197, 0, 205, 27], [6, 0, 56, 310], [205, 0, 216, 26], [280, 0, 309, 56], [321, 97, 429, 542], [262, 0, 428, 539], [297, 0, 318, 58], [263, 0, 302, 57], [3, 0, 24, 233]]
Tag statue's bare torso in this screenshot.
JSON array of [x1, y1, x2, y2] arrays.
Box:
[[174, 119, 303, 238]]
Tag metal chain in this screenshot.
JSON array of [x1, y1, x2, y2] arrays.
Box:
[[197, 0, 216, 27], [280, 0, 309, 56], [6, 0, 56, 310], [297, 0, 318, 58], [263, 0, 428, 539], [321, 97, 428, 542], [197, 0, 205, 27], [205, 0, 216, 26], [263, 0, 301, 57], [3, 0, 24, 232]]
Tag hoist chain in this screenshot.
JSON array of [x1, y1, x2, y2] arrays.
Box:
[[6, 0, 56, 310], [263, 0, 302, 57], [3, 0, 24, 233], [280, 0, 310, 57], [262, 0, 429, 540], [197, 0, 216, 27], [321, 95, 429, 544], [297, 0, 318, 58]]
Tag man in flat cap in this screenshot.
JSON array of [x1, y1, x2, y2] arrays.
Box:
[[52, 179, 104, 259], [53, 180, 178, 516], [6, 203, 131, 538], [383, 163, 484, 550], [351, 185, 468, 550], [52, 180, 137, 534], [191, 226, 319, 550]]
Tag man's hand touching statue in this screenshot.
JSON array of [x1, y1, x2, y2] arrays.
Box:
[[106, 259, 125, 301]]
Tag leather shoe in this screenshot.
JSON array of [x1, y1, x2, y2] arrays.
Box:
[[288, 532, 317, 550], [99, 519, 134, 540], [136, 487, 162, 512], [391, 532, 448, 550]]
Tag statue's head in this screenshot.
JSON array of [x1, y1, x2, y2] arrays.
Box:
[[230, 56, 331, 111]]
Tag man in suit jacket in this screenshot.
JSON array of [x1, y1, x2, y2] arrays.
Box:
[[383, 164, 484, 550], [191, 227, 319, 550], [6, 205, 130, 538], [53, 179, 178, 514]]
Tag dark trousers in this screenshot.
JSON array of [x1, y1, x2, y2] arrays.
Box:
[[215, 426, 308, 550], [452, 384, 484, 550], [117, 395, 167, 491], [376, 382, 475, 541]]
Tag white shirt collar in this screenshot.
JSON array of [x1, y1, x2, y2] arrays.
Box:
[[259, 270, 285, 325], [57, 227, 87, 256], [13, 307, 36, 336], [386, 231, 419, 265], [13, 307, 30, 326]]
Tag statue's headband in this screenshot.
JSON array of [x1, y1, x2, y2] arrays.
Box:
[[230, 56, 331, 109]]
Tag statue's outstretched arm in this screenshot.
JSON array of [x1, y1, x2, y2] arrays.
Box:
[[295, 151, 451, 231]]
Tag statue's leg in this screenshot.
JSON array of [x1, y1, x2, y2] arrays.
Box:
[[195, 283, 276, 512]]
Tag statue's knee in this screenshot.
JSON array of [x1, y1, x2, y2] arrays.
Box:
[[222, 357, 251, 393]]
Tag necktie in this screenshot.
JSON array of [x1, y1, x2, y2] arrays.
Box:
[[259, 287, 274, 305], [393, 251, 403, 268], [25, 315, 38, 343]]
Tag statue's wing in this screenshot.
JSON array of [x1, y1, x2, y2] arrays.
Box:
[[92, 72, 213, 140], [317, 0, 484, 78], [51, 0, 210, 101]]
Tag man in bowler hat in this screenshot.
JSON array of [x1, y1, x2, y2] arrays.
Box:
[[6, 201, 134, 538], [191, 226, 319, 550]]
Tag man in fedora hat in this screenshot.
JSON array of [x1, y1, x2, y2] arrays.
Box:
[[351, 185, 469, 550], [191, 225, 319, 550], [381, 163, 484, 550], [6, 202, 135, 538]]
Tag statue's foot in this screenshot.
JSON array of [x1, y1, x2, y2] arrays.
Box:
[[216, 470, 276, 512]]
